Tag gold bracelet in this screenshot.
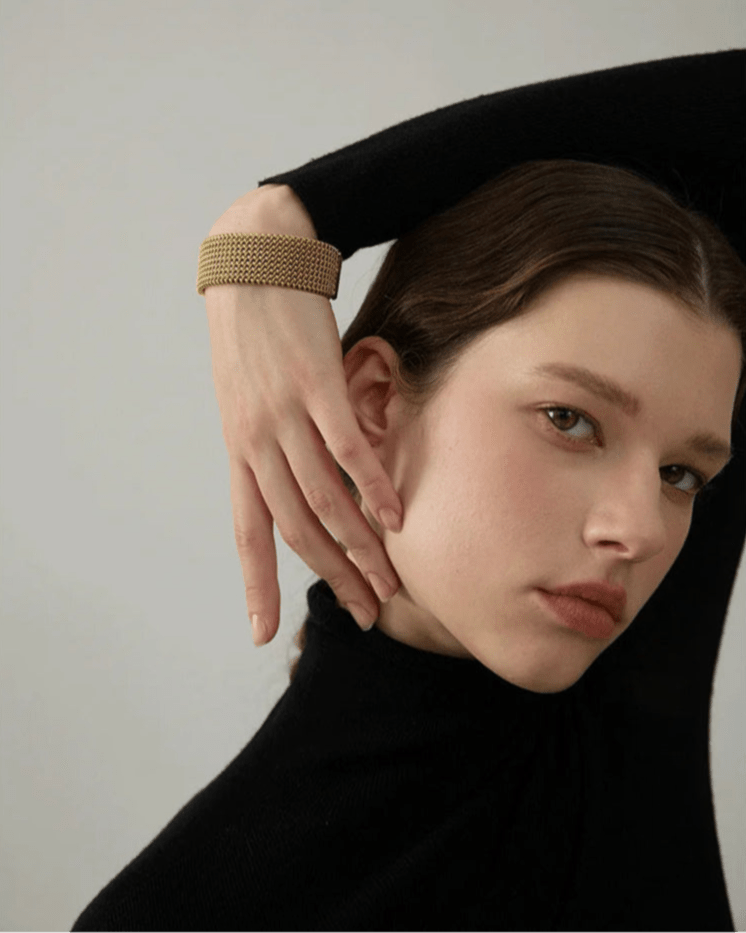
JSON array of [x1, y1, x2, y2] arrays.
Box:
[[196, 233, 342, 299]]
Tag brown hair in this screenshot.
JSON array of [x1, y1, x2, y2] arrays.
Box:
[[288, 159, 746, 684]]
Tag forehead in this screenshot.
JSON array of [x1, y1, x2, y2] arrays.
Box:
[[455, 274, 741, 421]]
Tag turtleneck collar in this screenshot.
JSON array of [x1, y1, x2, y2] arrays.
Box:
[[296, 578, 590, 758]]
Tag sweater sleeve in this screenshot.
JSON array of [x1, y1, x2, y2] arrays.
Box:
[[258, 49, 745, 262]]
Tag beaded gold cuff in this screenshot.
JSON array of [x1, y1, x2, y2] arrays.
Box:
[[196, 233, 342, 299]]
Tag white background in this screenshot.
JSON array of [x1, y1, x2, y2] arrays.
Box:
[[1, 1, 745, 929]]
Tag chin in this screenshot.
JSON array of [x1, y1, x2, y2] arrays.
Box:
[[505, 668, 587, 695], [472, 644, 596, 695]]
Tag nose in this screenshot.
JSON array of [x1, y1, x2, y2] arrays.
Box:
[[585, 472, 669, 562]]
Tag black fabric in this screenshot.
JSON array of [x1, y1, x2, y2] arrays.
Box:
[[69, 582, 581, 930], [260, 49, 745, 265], [72, 50, 744, 931]]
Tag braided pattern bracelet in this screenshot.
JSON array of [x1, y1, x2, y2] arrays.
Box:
[[196, 233, 342, 299]]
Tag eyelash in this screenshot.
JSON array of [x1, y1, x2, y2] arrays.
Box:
[[538, 405, 712, 499]]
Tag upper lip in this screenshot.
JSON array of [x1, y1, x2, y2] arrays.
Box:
[[542, 580, 627, 625]]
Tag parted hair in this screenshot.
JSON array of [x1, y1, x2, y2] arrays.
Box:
[[288, 159, 746, 684]]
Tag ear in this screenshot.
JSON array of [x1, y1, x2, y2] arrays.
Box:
[[343, 336, 404, 449]]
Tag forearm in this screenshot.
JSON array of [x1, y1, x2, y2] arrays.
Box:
[[208, 183, 318, 240], [257, 50, 744, 261]]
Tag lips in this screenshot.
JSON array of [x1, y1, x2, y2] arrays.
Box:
[[542, 580, 627, 626]]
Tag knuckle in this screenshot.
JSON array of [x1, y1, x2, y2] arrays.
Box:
[[287, 355, 312, 387], [233, 524, 264, 553], [345, 542, 376, 569], [232, 398, 266, 444], [354, 472, 386, 497], [326, 558, 370, 599], [328, 432, 360, 467], [240, 419, 264, 449], [305, 485, 334, 521], [325, 572, 358, 603], [278, 522, 308, 553]]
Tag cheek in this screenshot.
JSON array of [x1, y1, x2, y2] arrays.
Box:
[[469, 432, 572, 553], [396, 425, 562, 583]]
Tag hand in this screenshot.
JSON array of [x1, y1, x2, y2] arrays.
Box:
[[203, 189, 403, 646]]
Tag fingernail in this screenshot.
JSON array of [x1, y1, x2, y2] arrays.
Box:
[[347, 602, 376, 631], [368, 572, 395, 603], [378, 507, 402, 533], [251, 613, 265, 646]]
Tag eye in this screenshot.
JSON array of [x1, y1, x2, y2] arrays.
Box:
[[539, 406, 711, 499]]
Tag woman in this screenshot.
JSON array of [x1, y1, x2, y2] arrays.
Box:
[[72, 50, 745, 931]]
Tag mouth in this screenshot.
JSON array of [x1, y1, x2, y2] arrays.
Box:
[[536, 590, 618, 640], [541, 580, 627, 626]]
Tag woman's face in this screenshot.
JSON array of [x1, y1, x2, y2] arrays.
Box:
[[342, 273, 742, 693]]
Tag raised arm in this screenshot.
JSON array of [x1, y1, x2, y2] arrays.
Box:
[[259, 49, 744, 261]]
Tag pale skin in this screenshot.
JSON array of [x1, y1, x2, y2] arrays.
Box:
[[205, 184, 404, 641], [340, 273, 741, 693]]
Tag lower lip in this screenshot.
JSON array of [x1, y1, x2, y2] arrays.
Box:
[[537, 590, 617, 639]]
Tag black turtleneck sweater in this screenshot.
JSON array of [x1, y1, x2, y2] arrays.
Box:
[[72, 49, 743, 931], [68, 580, 692, 933], [71, 580, 733, 932]]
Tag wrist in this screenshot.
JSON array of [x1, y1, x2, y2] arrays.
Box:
[[208, 184, 318, 240]]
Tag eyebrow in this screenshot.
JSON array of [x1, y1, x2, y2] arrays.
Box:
[[529, 362, 734, 467]]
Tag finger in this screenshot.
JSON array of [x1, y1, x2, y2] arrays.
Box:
[[253, 438, 381, 631], [279, 411, 402, 606], [229, 457, 280, 646], [309, 388, 404, 537]]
